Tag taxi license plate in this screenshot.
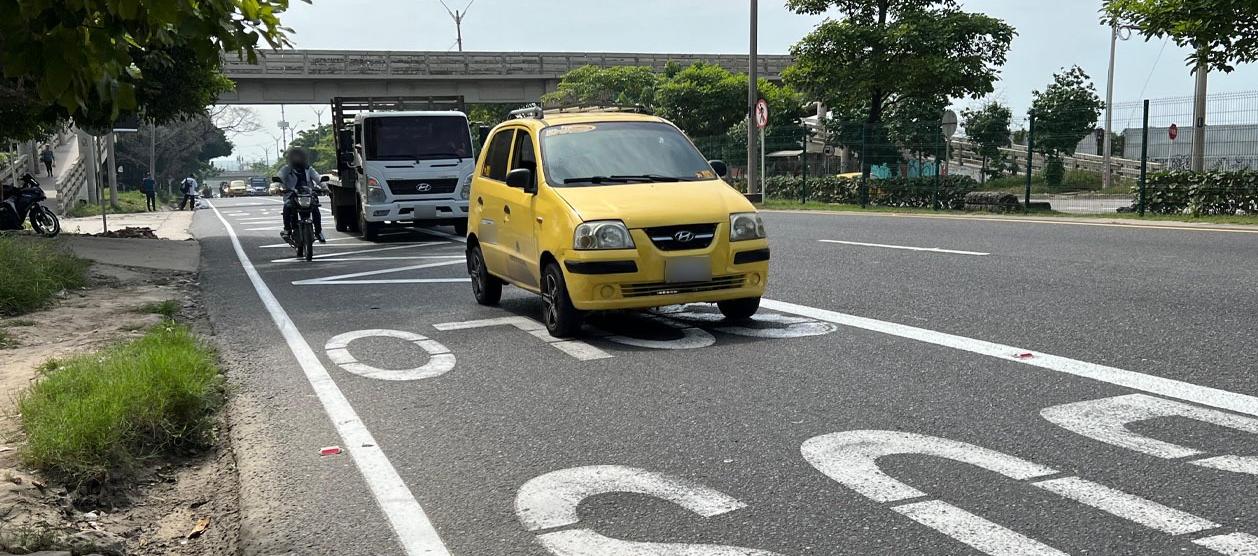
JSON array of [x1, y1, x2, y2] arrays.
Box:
[[665, 257, 712, 284]]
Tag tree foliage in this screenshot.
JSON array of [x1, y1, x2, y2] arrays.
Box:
[[540, 66, 661, 107], [1029, 66, 1104, 160], [0, 0, 299, 142], [655, 62, 745, 137], [784, 0, 1015, 143], [1105, 0, 1258, 72], [962, 101, 1013, 180], [114, 115, 233, 188]]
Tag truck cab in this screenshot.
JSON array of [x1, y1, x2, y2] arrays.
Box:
[[330, 102, 474, 240]]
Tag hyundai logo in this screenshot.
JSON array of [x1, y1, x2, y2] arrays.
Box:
[[417, 183, 432, 192], [674, 230, 695, 243]]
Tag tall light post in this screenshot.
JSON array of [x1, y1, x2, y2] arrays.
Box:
[[439, 0, 476, 52], [747, 0, 760, 197], [1190, 57, 1208, 172]]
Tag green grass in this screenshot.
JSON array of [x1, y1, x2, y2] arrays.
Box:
[[17, 324, 223, 486], [980, 171, 1133, 195], [66, 190, 152, 218], [0, 236, 91, 316], [5, 318, 37, 326], [762, 199, 1062, 215], [137, 299, 180, 319]]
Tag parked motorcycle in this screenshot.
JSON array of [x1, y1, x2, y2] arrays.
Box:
[[0, 173, 60, 237]]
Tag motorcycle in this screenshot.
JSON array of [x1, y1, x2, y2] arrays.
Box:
[[0, 173, 60, 237], [279, 180, 317, 262]]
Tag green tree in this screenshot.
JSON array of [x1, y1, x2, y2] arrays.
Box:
[[0, 0, 297, 142], [540, 65, 661, 107], [962, 101, 1013, 182], [115, 115, 233, 191], [655, 62, 746, 137], [1029, 66, 1104, 186], [784, 0, 1015, 178], [288, 125, 337, 172], [1105, 0, 1258, 73]]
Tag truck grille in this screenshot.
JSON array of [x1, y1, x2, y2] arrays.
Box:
[[387, 178, 459, 196], [621, 275, 745, 298], [645, 223, 718, 251]]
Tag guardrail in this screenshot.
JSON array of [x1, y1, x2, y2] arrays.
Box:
[[948, 139, 1162, 181], [2, 153, 30, 182], [221, 50, 793, 79], [56, 136, 107, 214]]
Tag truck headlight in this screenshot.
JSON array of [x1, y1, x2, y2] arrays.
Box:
[[460, 173, 472, 200], [574, 221, 635, 250], [729, 213, 766, 241], [366, 180, 388, 204]]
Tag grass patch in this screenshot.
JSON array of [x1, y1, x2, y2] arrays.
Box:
[[763, 199, 1258, 225], [17, 324, 224, 486], [763, 199, 1062, 215], [0, 329, 15, 349], [5, 318, 37, 326], [0, 236, 91, 316], [66, 190, 152, 218], [980, 171, 1133, 195], [137, 299, 180, 319]]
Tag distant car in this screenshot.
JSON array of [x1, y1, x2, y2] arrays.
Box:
[[227, 180, 248, 197], [247, 176, 270, 196], [268, 182, 283, 196]]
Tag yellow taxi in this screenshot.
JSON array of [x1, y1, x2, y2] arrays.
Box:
[[466, 107, 769, 337]]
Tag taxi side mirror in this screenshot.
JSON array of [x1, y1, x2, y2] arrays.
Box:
[[708, 160, 728, 178], [506, 168, 536, 194]]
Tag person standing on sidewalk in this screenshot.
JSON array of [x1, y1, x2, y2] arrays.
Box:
[[141, 172, 157, 211], [177, 174, 198, 211], [39, 145, 55, 177]]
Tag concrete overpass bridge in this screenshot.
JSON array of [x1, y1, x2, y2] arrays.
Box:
[[219, 50, 793, 105]]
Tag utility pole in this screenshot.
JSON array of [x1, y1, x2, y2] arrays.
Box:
[[313, 107, 326, 128], [1103, 20, 1118, 190], [1191, 57, 1208, 171], [747, 0, 760, 197], [439, 0, 476, 52], [148, 121, 157, 182], [106, 132, 119, 209]]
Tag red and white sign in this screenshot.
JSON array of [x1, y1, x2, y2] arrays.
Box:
[[1169, 123, 1179, 141], [755, 99, 770, 129]]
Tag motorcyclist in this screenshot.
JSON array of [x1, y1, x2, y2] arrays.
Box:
[[278, 147, 326, 243]]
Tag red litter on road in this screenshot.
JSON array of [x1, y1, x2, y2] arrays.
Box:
[[320, 446, 343, 456], [1015, 352, 1035, 360]]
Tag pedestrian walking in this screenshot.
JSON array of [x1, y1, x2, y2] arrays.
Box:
[[141, 172, 157, 211], [39, 145, 55, 177], [177, 174, 198, 211]]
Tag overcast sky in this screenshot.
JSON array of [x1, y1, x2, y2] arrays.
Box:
[[218, 0, 1258, 167]]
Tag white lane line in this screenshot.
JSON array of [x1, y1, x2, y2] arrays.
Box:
[[434, 317, 613, 361], [1031, 477, 1218, 535], [275, 256, 466, 264], [1194, 533, 1258, 554], [410, 227, 467, 243], [292, 260, 466, 286], [819, 239, 990, 256], [325, 329, 456, 381], [270, 242, 447, 263], [259, 232, 417, 249], [246, 226, 284, 232], [761, 299, 1258, 418], [206, 202, 450, 555], [894, 500, 1067, 556]]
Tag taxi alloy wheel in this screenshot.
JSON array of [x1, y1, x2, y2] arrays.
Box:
[[541, 264, 582, 338], [468, 245, 502, 306]]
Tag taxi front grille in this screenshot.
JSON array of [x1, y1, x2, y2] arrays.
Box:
[[621, 275, 746, 298], [645, 223, 718, 251]]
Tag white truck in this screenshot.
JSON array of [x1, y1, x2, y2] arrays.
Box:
[[329, 97, 477, 240]]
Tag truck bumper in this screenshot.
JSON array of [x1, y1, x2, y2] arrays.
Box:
[[363, 201, 470, 223]]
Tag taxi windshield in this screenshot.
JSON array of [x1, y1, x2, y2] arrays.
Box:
[[540, 122, 715, 186]]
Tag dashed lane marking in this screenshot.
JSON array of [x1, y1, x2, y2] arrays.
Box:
[[819, 239, 991, 256]]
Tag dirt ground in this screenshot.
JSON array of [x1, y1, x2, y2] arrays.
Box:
[[0, 262, 239, 556]]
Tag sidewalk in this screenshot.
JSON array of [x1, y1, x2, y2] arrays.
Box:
[[61, 209, 196, 241], [33, 133, 80, 212]]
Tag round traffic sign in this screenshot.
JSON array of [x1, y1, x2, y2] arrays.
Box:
[[755, 99, 769, 129], [941, 110, 959, 138], [1169, 123, 1179, 141]]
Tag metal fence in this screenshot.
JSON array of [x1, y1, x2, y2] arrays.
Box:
[[703, 91, 1258, 216]]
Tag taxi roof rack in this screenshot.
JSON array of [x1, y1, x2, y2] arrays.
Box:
[[541, 103, 654, 115], [509, 105, 545, 120]]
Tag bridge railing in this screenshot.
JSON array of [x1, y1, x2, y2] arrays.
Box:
[[222, 50, 792, 79]]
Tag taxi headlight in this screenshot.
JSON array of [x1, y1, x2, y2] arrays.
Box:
[[729, 212, 766, 241], [574, 221, 635, 250]]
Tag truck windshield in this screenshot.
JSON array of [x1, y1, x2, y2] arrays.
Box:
[[365, 116, 472, 161], [540, 122, 715, 186]]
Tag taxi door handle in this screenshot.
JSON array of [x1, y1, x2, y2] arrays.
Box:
[[535, 217, 544, 224]]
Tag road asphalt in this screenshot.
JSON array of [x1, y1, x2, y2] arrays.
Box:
[[196, 197, 1258, 555]]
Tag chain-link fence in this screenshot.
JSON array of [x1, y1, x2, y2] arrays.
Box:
[[704, 91, 1258, 217]]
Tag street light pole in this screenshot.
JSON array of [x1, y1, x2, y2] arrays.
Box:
[[1191, 58, 1208, 172], [747, 0, 760, 197]]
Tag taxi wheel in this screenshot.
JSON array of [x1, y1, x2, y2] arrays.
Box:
[[541, 263, 583, 338], [718, 297, 761, 321], [468, 245, 502, 306]]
